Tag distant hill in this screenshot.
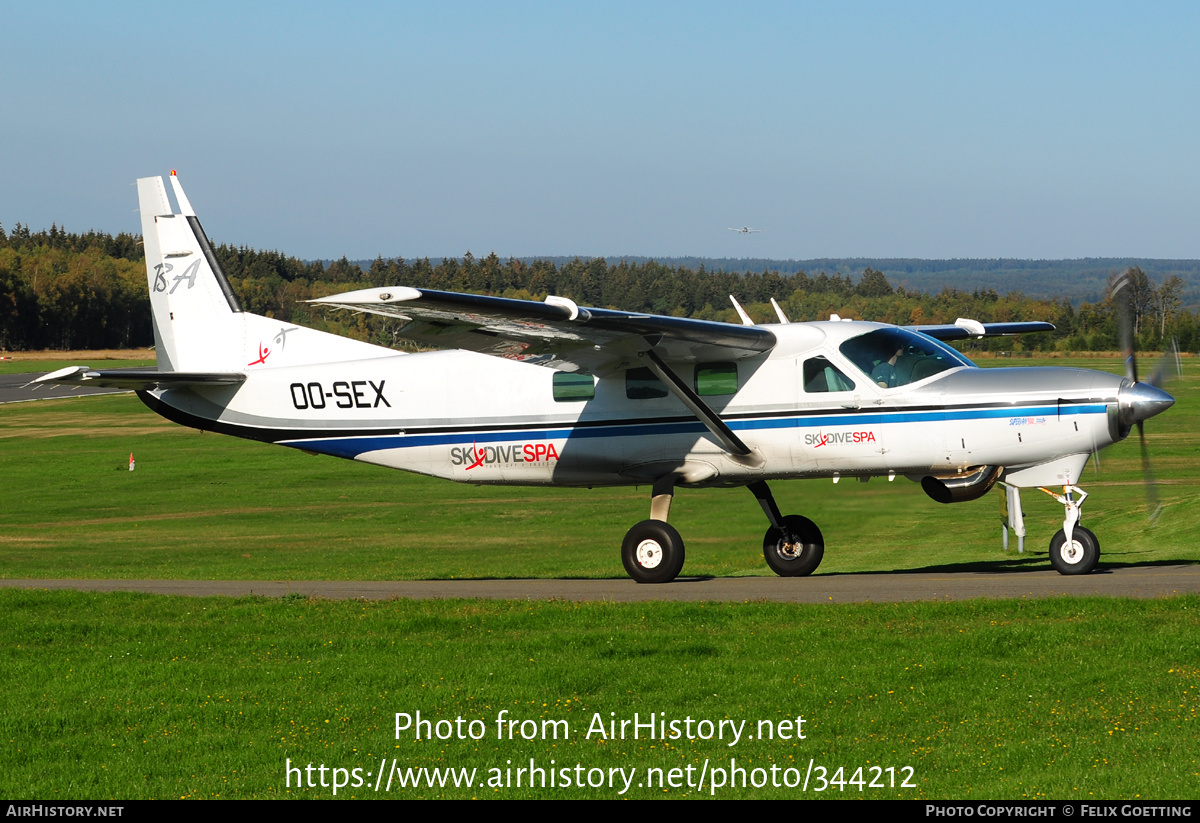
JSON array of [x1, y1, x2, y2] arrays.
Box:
[[331, 256, 1200, 310]]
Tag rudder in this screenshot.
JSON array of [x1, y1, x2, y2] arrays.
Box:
[[138, 171, 243, 372]]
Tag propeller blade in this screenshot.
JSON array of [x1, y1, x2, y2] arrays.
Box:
[[1137, 420, 1163, 523], [1112, 269, 1139, 383], [1132, 422, 1161, 518], [1143, 340, 1178, 523], [1148, 339, 1182, 389], [1111, 269, 1172, 523]]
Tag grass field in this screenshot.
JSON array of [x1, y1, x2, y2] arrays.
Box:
[[3, 590, 1198, 799], [1, 352, 1197, 799], [0, 349, 156, 375], [2, 354, 1197, 580]]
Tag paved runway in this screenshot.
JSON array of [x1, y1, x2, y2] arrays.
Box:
[[0, 372, 129, 404], [4, 564, 1199, 603]]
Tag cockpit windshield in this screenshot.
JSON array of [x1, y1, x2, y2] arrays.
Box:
[[839, 328, 974, 389]]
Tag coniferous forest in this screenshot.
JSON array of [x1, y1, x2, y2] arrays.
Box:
[[2, 221, 1197, 354]]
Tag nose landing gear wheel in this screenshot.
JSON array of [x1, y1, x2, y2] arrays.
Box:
[[1048, 526, 1099, 575], [622, 520, 686, 583], [763, 514, 824, 576]]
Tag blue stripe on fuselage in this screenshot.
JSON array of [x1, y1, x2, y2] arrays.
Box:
[[283, 403, 1109, 460]]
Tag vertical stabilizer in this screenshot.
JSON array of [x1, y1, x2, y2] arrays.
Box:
[[136, 172, 398, 375], [138, 172, 243, 372]]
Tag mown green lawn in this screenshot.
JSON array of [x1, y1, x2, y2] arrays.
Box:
[[3, 590, 1197, 799], [2, 355, 1196, 580]]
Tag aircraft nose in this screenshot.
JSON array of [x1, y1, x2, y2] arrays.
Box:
[[1118, 381, 1175, 428]]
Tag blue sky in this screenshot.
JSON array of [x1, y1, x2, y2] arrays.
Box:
[[3, 1, 1198, 261]]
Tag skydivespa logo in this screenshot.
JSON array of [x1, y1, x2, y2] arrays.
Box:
[[452, 442, 561, 470]]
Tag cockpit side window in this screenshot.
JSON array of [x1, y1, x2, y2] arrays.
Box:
[[839, 329, 973, 389], [803, 357, 856, 393]]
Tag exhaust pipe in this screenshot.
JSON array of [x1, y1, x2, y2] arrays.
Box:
[[921, 465, 1002, 504]]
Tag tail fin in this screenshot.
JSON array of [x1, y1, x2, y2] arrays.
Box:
[[138, 172, 395, 373], [138, 172, 244, 372]]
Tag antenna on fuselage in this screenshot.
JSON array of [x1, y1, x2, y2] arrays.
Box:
[[729, 295, 754, 326]]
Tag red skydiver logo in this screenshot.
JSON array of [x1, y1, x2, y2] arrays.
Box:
[[464, 442, 486, 470], [248, 341, 270, 366]]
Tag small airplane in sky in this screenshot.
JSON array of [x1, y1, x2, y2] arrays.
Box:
[[41, 174, 1175, 582], [727, 226, 763, 234]]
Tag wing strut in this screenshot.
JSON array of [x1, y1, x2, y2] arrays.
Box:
[[642, 349, 755, 459]]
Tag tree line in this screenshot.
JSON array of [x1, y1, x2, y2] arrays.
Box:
[[2, 221, 1196, 354]]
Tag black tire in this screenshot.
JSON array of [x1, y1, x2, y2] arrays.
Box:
[[621, 520, 686, 584], [763, 514, 824, 577], [1048, 526, 1100, 575]]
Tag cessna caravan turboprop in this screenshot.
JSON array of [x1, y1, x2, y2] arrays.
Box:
[[40, 173, 1175, 582]]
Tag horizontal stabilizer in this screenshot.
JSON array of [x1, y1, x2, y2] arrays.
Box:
[[37, 367, 245, 391]]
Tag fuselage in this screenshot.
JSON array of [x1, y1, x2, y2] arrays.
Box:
[[141, 321, 1126, 491]]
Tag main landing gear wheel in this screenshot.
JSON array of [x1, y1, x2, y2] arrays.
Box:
[[622, 520, 686, 584], [1048, 526, 1099, 575], [763, 514, 825, 577]]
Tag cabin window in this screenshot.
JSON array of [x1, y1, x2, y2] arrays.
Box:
[[839, 328, 973, 389], [626, 367, 667, 399], [552, 371, 595, 402], [803, 357, 856, 393], [694, 362, 738, 396]]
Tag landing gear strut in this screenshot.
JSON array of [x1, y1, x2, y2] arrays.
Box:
[[1039, 484, 1100, 575], [750, 481, 825, 576]]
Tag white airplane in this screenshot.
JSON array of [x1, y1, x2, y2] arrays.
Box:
[[727, 226, 762, 234], [40, 173, 1175, 583]]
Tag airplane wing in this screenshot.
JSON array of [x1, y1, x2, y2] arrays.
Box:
[[36, 367, 246, 390], [908, 320, 1055, 341], [310, 287, 777, 374]]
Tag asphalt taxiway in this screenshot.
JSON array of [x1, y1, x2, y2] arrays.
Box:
[[3, 564, 1199, 602]]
